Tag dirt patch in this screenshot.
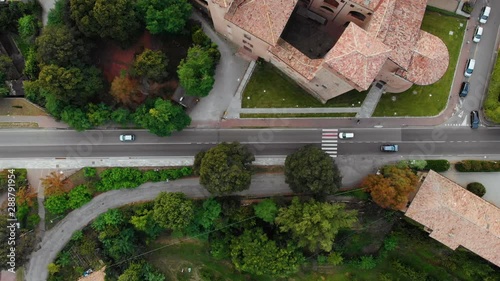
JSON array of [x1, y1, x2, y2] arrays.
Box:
[[0, 122, 38, 128], [0, 98, 47, 116]]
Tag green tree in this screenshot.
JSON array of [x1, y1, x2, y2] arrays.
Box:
[[92, 208, 125, 232], [83, 167, 97, 178], [70, 0, 140, 44], [47, 0, 69, 26], [130, 208, 164, 239], [197, 142, 255, 195], [67, 185, 92, 209], [133, 49, 168, 82], [61, 106, 93, 131], [111, 108, 132, 125], [118, 262, 142, 281], [153, 192, 194, 230], [177, 45, 215, 97], [17, 14, 39, 42], [253, 199, 278, 223], [361, 165, 418, 210], [136, 0, 192, 34], [102, 227, 137, 261], [36, 25, 91, 67], [87, 103, 111, 126], [133, 98, 191, 137], [466, 182, 486, 197], [0, 55, 15, 81], [230, 228, 304, 277], [45, 195, 69, 214], [196, 198, 221, 229], [23, 47, 39, 79], [275, 197, 357, 252], [285, 145, 342, 195]]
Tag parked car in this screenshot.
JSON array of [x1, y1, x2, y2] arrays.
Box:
[[380, 144, 399, 152], [479, 6, 491, 24], [473, 26, 483, 43], [470, 110, 480, 129], [459, 81, 470, 97], [119, 134, 135, 142], [464, 59, 475, 77], [338, 132, 354, 139]]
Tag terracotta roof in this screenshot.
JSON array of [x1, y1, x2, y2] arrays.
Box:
[[211, 0, 231, 8], [270, 39, 322, 80], [381, 0, 427, 69], [323, 24, 391, 90], [225, 0, 298, 45], [366, 0, 396, 39], [349, 0, 382, 11], [405, 31, 449, 85], [405, 171, 500, 267]]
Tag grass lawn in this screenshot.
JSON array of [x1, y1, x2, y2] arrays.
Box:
[[0, 98, 48, 116], [240, 113, 356, 118], [242, 63, 368, 108], [373, 10, 467, 116], [0, 122, 38, 128], [484, 55, 500, 123]]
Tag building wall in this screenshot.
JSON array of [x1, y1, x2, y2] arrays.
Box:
[[375, 60, 413, 93]]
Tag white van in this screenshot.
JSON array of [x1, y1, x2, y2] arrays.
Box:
[[473, 26, 483, 43], [464, 59, 475, 77], [338, 132, 354, 139], [479, 6, 491, 24]]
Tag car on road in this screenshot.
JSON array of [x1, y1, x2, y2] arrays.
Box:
[[470, 111, 480, 129], [380, 144, 398, 152], [338, 132, 354, 139], [464, 59, 475, 77], [472, 26, 483, 43], [119, 134, 135, 142], [459, 81, 470, 97], [479, 6, 491, 24]]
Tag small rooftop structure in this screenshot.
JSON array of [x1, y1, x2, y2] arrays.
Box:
[[405, 170, 500, 267]]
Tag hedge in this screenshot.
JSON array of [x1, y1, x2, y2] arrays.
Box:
[[455, 160, 500, 172], [423, 160, 450, 172], [466, 182, 486, 197], [484, 55, 500, 123]]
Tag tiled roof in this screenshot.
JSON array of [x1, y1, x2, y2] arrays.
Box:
[[211, 0, 231, 8], [405, 171, 500, 268], [225, 0, 298, 45], [381, 0, 427, 69], [323, 24, 391, 90], [366, 0, 396, 39], [350, 0, 382, 11], [405, 31, 449, 85], [270, 39, 322, 80]]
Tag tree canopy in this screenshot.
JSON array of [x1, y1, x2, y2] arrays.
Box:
[[361, 165, 418, 210], [133, 49, 168, 82], [133, 98, 191, 137], [35, 25, 90, 67], [253, 199, 278, 223], [285, 145, 342, 195], [70, 0, 140, 43], [136, 0, 192, 34], [153, 192, 194, 230], [110, 74, 141, 107], [177, 45, 215, 97], [197, 142, 255, 195], [275, 197, 357, 252], [230, 228, 304, 277]]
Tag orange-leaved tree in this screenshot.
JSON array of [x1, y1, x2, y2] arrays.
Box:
[[41, 171, 68, 196], [361, 165, 418, 210], [110, 74, 141, 107]]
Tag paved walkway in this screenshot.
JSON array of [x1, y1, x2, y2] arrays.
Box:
[[356, 82, 385, 118], [26, 174, 292, 281], [238, 107, 360, 114]]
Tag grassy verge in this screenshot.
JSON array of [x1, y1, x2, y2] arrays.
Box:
[[242, 63, 368, 108], [0, 98, 48, 116], [240, 113, 356, 118], [252, 165, 284, 174], [484, 55, 500, 123], [373, 11, 466, 116], [0, 122, 38, 128]]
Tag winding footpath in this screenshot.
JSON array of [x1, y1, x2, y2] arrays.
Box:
[[26, 174, 290, 281]]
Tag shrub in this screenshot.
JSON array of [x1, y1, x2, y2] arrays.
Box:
[[83, 167, 97, 178], [455, 160, 500, 172], [358, 256, 377, 270], [462, 2, 473, 14], [484, 54, 500, 123], [466, 182, 486, 197], [424, 160, 450, 172]]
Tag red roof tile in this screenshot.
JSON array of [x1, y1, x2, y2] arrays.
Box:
[[405, 171, 500, 268], [405, 31, 449, 85], [225, 0, 298, 45], [270, 39, 322, 80], [381, 0, 427, 69], [323, 24, 391, 90], [366, 0, 396, 39]]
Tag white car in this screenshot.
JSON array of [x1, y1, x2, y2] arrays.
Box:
[[338, 132, 354, 139], [464, 59, 475, 78], [119, 134, 135, 142], [472, 26, 483, 43]]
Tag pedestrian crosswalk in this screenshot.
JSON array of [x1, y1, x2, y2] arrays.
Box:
[[321, 129, 338, 158]]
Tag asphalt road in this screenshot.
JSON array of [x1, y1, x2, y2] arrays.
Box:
[[1, 128, 499, 159]]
